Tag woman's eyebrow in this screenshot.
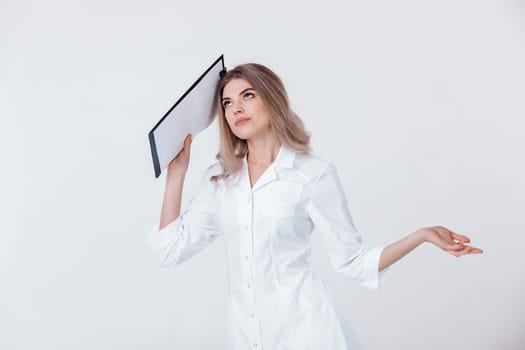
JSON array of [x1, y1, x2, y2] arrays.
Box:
[[222, 88, 255, 101]]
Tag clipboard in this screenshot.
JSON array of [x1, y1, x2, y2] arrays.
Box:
[[148, 55, 226, 178]]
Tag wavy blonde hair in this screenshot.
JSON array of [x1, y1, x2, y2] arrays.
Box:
[[211, 63, 311, 182]]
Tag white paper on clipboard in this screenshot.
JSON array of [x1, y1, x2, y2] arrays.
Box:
[[148, 55, 226, 177]]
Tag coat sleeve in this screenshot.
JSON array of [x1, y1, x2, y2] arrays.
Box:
[[147, 164, 222, 267], [307, 161, 389, 289]]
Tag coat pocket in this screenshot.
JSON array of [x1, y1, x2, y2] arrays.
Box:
[[264, 181, 303, 219], [272, 201, 298, 218], [273, 272, 325, 313]]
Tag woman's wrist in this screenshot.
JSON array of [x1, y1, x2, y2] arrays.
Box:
[[412, 229, 428, 245], [166, 169, 186, 184]]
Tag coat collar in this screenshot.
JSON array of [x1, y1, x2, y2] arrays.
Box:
[[233, 144, 297, 191]]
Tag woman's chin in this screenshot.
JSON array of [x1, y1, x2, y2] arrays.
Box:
[[232, 130, 252, 141]]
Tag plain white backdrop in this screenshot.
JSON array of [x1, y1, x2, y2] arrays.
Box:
[[2, 0, 524, 349]]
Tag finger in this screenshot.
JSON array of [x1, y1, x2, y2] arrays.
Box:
[[445, 241, 465, 251], [184, 134, 192, 147], [450, 232, 471, 244], [447, 245, 470, 257], [468, 246, 484, 254], [449, 245, 483, 256], [183, 134, 192, 155]]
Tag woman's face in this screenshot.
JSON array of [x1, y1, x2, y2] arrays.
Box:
[[221, 78, 272, 141]]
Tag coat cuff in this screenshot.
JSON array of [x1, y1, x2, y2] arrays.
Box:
[[360, 245, 389, 290], [147, 216, 183, 252]]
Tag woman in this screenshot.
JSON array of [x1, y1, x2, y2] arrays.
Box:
[[148, 63, 483, 349]]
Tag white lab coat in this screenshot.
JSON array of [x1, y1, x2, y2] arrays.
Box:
[[148, 145, 389, 350]]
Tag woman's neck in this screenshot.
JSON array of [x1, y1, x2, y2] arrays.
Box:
[[246, 137, 281, 165]]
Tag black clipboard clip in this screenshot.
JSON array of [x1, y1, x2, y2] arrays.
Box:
[[220, 67, 227, 79]]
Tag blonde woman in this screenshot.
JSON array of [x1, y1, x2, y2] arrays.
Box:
[[148, 63, 483, 349]]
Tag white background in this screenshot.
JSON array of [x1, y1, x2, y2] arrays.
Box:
[[2, 0, 524, 349]]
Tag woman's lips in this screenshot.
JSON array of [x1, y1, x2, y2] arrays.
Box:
[[235, 118, 251, 126]]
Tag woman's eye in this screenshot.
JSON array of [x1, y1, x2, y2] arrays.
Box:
[[244, 92, 254, 99], [222, 100, 232, 107]]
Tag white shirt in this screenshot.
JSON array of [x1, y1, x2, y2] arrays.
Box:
[[148, 145, 389, 350]]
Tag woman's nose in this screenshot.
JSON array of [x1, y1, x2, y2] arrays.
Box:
[[233, 101, 244, 114]]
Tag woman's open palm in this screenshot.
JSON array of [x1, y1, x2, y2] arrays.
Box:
[[418, 226, 484, 257]]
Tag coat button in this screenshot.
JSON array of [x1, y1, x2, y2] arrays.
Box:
[[244, 254, 249, 260]]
